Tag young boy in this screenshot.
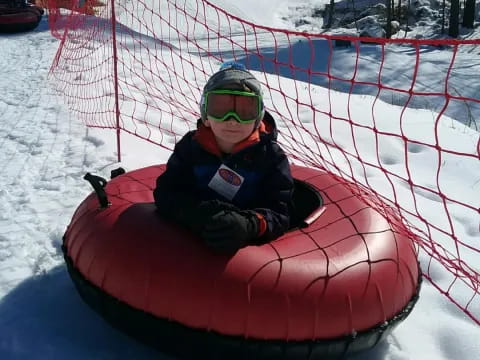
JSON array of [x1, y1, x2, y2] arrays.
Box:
[[154, 62, 294, 253]]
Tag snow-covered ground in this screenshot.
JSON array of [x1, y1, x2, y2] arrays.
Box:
[[272, 0, 480, 41], [0, 1, 479, 359], [214, 0, 480, 130], [118, 0, 480, 129]]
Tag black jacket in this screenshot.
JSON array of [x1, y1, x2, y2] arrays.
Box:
[[153, 111, 294, 243]]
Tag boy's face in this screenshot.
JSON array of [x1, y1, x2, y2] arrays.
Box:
[[204, 115, 257, 150], [203, 84, 261, 152]]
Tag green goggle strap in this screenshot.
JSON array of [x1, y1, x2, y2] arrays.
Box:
[[208, 111, 256, 124]]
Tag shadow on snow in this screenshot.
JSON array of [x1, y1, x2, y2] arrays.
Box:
[[0, 264, 394, 360], [0, 265, 166, 360]]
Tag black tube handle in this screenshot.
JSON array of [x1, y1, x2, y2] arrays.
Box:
[[110, 167, 125, 179], [84, 173, 110, 209]]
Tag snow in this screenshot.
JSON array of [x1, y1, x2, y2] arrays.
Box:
[[1, 1, 479, 360]]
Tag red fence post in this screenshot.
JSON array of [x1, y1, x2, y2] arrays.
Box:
[[110, 0, 121, 162]]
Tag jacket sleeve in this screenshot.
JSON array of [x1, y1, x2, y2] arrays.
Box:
[[253, 143, 294, 243], [153, 133, 199, 225]]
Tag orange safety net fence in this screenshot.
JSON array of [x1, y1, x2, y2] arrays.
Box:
[[46, 0, 480, 325]]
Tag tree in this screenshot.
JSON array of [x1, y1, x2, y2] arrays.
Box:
[[449, 0, 460, 37], [326, 0, 335, 29], [462, 0, 476, 28], [386, 0, 392, 38], [441, 0, 446, 33]]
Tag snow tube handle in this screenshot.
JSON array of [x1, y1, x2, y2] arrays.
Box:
[[84, 173, 110, 209], [110, 167, 126, 179], [300, 206, 326, 228]]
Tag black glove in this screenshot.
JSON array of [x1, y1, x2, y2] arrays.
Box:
[[181, 199, 239, 234], [198, 199, 239, 216], [201, 210, 259, 253]]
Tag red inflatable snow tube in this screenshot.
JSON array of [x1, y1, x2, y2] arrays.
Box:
[[63, 164, 421, 360], [0, 3, 43, 32]]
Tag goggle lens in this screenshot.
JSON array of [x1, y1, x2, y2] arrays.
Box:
[[206, 91, 261, 123]]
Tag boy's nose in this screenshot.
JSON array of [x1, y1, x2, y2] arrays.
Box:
[[225, 116, 238, 123]]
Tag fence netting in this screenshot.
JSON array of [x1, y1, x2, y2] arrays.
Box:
[[46, 0, 480, 325]]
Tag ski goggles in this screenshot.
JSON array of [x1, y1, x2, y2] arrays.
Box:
[[204, 89, 262, 124]]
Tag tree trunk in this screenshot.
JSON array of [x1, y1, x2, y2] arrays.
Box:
[[326, 0, 335, 29], [386, 0, 392, 38], [352, 0, 359, 31], [449, 0, 460, 37], [441, 0, 446, 33], [462, 0, 475, 28], [406, 0, 411, 35]]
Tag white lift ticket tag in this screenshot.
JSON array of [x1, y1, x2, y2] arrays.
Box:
[[208, 164, 244, 200]]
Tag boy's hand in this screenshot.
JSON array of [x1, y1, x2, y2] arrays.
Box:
[[202, 210, 259, 253], [198, 200, 239, 216], [185, 200, 239, 234]]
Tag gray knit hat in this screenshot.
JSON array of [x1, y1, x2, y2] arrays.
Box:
[[200, 62, 264, 126]]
